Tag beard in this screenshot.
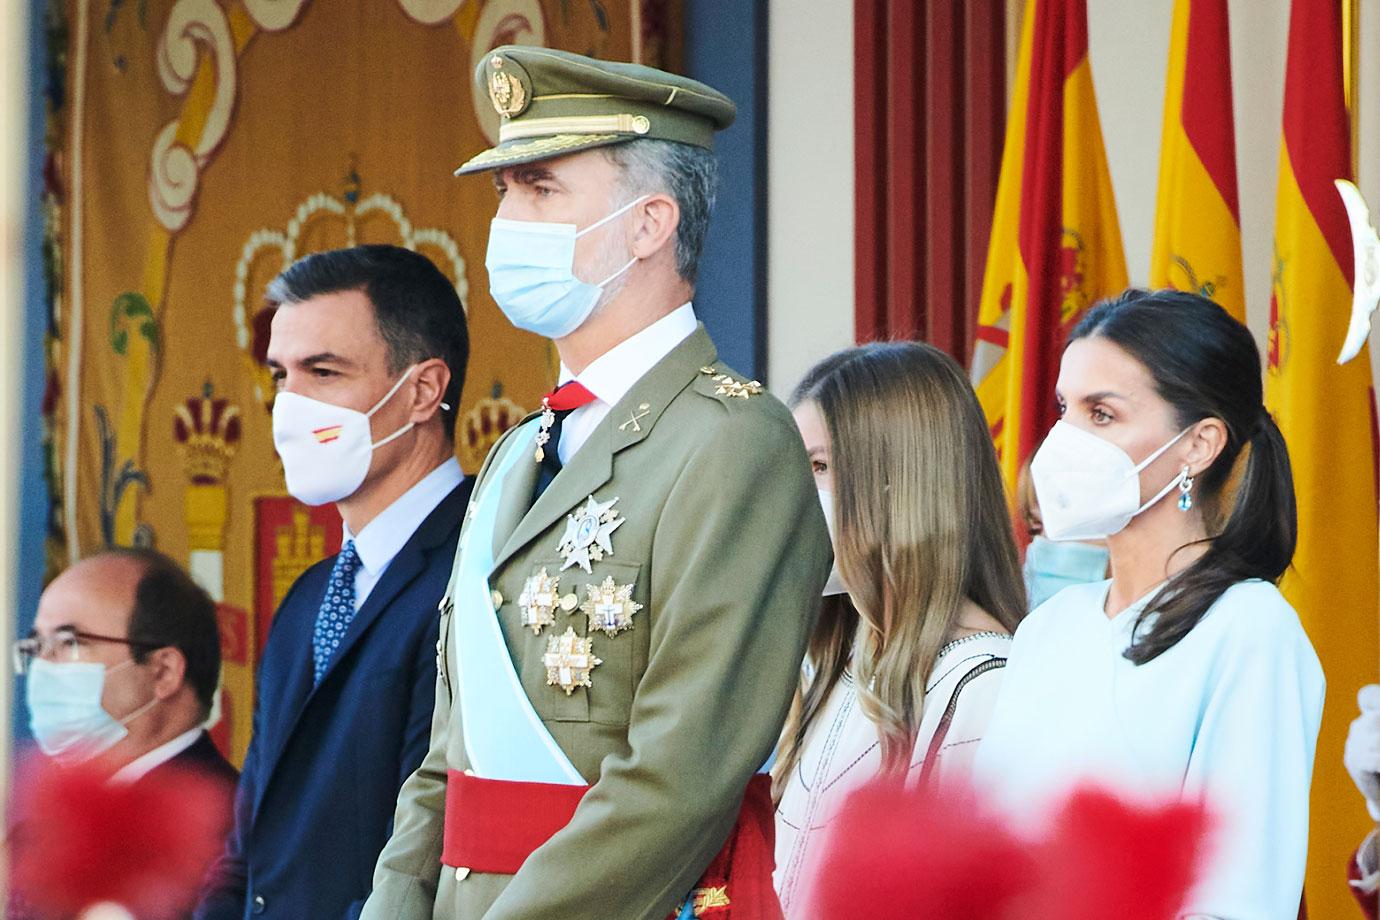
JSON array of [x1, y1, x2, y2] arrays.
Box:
[[575, 210, 637, 324]]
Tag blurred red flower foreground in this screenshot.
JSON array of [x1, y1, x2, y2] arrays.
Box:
[[811, 780, 1211, 920], [9, 755, 229, 920]]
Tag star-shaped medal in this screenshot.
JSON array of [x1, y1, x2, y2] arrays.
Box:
[[557, 495, 626, 573], [518, 567, 561, 635], [581, 576, 643, 638], [542, 627, 601, 695]]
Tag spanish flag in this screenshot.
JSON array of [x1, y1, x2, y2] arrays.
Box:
[[972, 0, 1128, 492], [1149, 0, 1244, 321], [1264, 1, 1377, 916]]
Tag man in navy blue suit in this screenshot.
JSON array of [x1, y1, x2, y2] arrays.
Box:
[[195, 245, 473, 920]]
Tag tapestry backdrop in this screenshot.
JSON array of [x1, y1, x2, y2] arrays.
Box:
[[43, 0, 681, 765]]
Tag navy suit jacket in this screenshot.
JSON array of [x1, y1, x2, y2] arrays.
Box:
[[7, 731, 238, 920], [151, 729, 240, 792], [196, 479, 471, 920]]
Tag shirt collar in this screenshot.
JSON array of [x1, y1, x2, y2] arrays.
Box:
[[108, 727, 204, 786], [558, 302, 697, 406], [344, 457, 463, 576]]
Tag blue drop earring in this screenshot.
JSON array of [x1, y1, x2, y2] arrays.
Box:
[[1178, 466, 1195, 512]]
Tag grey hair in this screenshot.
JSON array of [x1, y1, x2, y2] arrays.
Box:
[[603, 139, 719, 283]]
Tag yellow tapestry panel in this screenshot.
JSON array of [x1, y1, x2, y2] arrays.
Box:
[[46, 0, 680, 765]]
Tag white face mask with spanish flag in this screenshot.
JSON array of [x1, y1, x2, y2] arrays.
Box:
[[272, 366, 416, 506]]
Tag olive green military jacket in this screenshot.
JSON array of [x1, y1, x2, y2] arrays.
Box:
[[359, 326, 830, 920]]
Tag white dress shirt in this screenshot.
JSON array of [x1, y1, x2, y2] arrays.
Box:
[[342, 457, 463, 610], [774, 632, 1012, 919], [108, 727, 205, 785], [555, 302, 697, 464], [974, 578, 1325, 920]]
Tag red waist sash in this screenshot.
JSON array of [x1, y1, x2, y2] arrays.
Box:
[[442, 771, 781, 920]]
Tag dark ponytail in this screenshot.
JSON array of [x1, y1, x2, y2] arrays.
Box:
[[1066, 289, 1298, 665]]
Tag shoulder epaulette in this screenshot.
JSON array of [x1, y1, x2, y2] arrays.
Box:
[[698, 366, 764, 400]]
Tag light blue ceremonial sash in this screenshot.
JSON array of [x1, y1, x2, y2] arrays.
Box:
[[451, 420, 585, 785]]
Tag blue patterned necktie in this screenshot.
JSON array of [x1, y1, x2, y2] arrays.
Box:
[[312, 540, 361, 685]]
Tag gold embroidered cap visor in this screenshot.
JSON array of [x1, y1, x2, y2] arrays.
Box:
[[454, 45, 737, 176]]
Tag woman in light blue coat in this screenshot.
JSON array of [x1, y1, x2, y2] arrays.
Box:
[[976, 289, 1324, 920]]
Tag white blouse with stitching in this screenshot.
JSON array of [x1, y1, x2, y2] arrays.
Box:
[[773, 632, 1013, 918]]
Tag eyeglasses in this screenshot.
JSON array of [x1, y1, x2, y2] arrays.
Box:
[[12, 627, 167, 674]]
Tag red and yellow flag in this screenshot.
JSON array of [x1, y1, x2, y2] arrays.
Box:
[[972, 0, 1128, 492], [1264, 1, 1377, 916], [1149, 0, 1244, 320]]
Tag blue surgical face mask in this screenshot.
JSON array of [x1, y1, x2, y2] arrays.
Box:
[[484, 195, 648, 339], [1022, 534, 1110, 610], [25, 658, 157, 765]]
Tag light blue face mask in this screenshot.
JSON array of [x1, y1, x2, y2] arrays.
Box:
[[485, 195, 648, 340], [26, 658, 156, 765], [1022, 534, 1110, 611]]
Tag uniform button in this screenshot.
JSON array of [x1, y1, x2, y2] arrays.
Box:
[[490, 589, 503, 608], [456, 866, 471, 881], [252, 895, 266, 914]]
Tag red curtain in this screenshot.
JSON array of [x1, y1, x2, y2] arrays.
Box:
[[854, 0, 1008, 363]]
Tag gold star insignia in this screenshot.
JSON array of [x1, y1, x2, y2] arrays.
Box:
[[557, 495, 625, 573], [542, 627, 601, 695], [518, 567, 561, 635], [699, 367, 762, 399], [581, 576, 643, 638]]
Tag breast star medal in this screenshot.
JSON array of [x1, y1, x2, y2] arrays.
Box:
[[581, 576, 643, 638], [557, 495, 625, 573], [543, 627, 601, 695], [518, 568, 562, 635]]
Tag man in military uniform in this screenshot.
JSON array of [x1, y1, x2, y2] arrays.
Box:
[[362, 46, 832, 920]]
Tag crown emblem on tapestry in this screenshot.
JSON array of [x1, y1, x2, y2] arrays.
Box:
[[232, 171, 468, 413]]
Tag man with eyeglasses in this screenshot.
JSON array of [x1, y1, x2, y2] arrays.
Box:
[[8, 548, 237, 919], [15, 547, 235, 787]]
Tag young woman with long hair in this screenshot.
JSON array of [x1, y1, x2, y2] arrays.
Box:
[[772, 341, 1027, 918], [975, 289, 1325, 919]]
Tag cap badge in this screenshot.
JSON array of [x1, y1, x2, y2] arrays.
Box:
[[488, 67, 528, 118]]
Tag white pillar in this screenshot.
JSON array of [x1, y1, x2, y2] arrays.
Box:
[[0, 0, 31, 832], [765, 0, 856, 396]]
